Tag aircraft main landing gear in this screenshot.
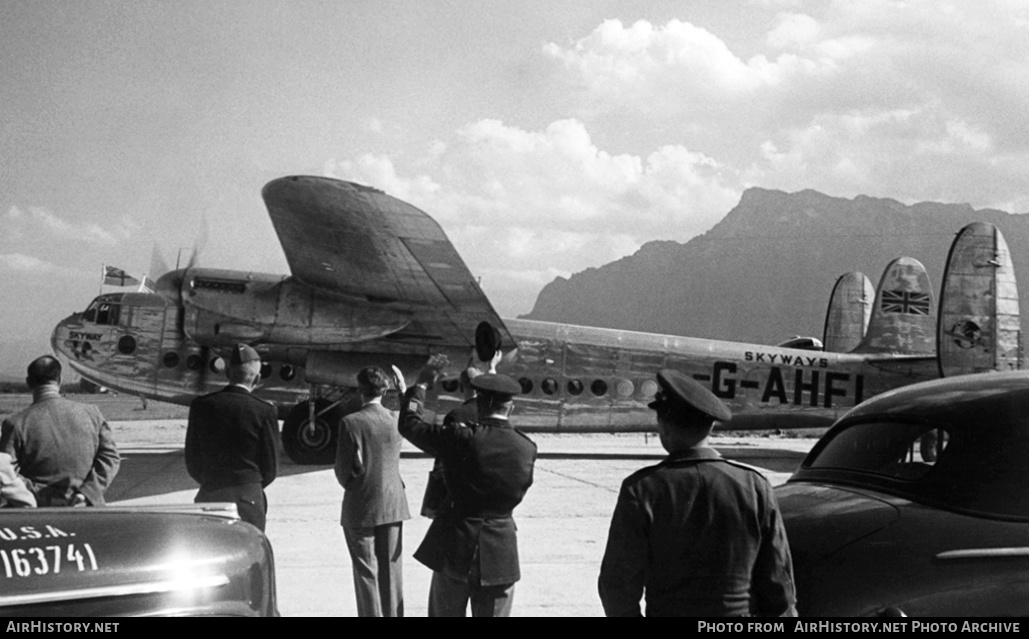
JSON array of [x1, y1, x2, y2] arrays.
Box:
[[281, 391, 361, 465]]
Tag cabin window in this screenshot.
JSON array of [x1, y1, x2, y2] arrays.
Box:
[[616, 379, 635, 398], [163, 352, 180, 369], [209, 357, 225, 375], [441, 379, 459, 393], [117, 335, 136, 355], [639, 379, 659, 400], [186, 354, 204, 371], [541, 378, 558, 395], [567, 379, 584, 396], [518, 377, 533, 394], [280, 364, 296, 381], [591, 379, 608, 397], [260, 362, 272, 379]]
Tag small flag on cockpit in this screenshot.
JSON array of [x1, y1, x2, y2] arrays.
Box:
[[139, 275, 156, 293], [103, 266, 141, 287]]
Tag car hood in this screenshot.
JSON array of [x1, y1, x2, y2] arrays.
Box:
[[777, 483, 900, 564], [0, 505, 274, 616]]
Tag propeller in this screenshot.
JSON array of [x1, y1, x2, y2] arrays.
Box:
[[149, 244, 170, 282]]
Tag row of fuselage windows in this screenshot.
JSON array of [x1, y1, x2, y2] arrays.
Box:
[[157, 350, 652, 399], [160, 351, 298, 382], [442, 375, 656, 400]]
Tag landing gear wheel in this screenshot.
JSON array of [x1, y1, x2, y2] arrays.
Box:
[[281, 397, 356, 465]]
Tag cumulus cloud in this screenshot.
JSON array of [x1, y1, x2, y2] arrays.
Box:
[[0, 253, 83, 278], [541, 6, 1029, 212], [322, 3, 1029, 313], [543, 18, 837, 119], [4, 205, 136, 247], [326, 118, 740, 315]]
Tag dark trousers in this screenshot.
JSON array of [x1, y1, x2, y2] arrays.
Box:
[[428, 570, 515, 617], [195, 483, 267, 531], [343, 522, 404, 617]]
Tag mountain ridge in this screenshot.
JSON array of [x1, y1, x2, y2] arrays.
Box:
[[521, 188, 1027, 346]]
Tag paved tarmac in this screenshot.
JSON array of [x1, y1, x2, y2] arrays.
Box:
[[107, 423, 814, 617]]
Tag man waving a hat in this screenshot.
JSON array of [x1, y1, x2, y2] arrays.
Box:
[[598, 369, 797, 617], [399, 353, 537, 617]]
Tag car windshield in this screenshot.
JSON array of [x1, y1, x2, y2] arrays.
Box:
[[800, 414, 1029, 520]]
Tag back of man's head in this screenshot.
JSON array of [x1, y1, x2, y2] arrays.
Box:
[[476, 393, 514, 419], [228, 344, 262, 386], [471, 373, 521, 420], [26, 356, 61, 389], [357, 367, 391, 399]]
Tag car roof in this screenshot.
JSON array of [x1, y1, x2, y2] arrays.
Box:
[[842, 370, 1029, 423]]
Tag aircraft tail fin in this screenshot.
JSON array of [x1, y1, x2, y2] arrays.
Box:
[[852, 257, 935, 355], [937, 222, 1022, 376], [822, 272, 874, 353]]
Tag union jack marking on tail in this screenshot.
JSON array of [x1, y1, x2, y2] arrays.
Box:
[[881, 290, 931, 315]]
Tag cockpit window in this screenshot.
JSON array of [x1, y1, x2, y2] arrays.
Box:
[[83, 300, 121, 326]]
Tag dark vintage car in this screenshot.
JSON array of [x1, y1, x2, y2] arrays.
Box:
[[778, 370, 1029, 617], [0, 503, 277, 616]]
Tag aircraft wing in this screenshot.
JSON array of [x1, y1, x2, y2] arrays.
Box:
[[262, 175, 514, 348]]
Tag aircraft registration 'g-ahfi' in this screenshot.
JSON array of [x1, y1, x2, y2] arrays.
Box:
[[51, 177, 1022, 464]]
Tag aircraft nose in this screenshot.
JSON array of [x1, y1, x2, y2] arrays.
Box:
[[51, 313, 78, 359]]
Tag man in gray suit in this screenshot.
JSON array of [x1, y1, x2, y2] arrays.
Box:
[[336, 366, 411, 617], [2, 356, 120, 507]]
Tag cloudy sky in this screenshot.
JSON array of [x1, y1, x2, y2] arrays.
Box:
[[3, 0, 1029, 367]]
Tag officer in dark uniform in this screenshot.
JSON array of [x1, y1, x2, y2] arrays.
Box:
[[400, 354, 537, 617], [186, 344, 279, 532], [420, 365, 480, 519], [598, 369, 797, 617]]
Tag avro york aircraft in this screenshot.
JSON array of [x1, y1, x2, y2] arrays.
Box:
[[51, 177, 1021, 463]]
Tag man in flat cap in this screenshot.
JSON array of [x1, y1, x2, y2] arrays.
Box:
[[399, 354, 537, 617], [186, 343, 278, 531], [598, 369, 797, 617], [1, 355, 120, 506]]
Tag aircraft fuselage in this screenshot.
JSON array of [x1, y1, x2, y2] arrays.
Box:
[[51, 291, 938, 432]]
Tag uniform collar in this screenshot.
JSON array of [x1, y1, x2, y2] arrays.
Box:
[[665, 447, 722, 462], [480, 416, 512, 429]]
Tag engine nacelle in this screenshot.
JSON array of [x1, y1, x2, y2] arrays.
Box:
[[169, 268, 412, 347]]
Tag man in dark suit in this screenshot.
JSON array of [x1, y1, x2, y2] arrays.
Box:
[[185, 344, 278, 532], [335, 366, 411, 617], [400, 354, 537, 617], [598, 369, 797, 617]]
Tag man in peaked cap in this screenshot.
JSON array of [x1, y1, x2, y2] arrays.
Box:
[[398, 354, 537, 617], [186, 343, 279, 531], [598, 369, 797, 617]]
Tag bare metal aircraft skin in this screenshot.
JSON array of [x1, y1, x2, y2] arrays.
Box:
[[49, 176, 1018, 463], [54, 291, 927, 432]]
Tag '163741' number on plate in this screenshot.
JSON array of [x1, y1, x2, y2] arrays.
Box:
[[0, 544, 98, 578]]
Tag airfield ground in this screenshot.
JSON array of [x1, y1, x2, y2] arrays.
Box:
[[0, 393, 817, 617]]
